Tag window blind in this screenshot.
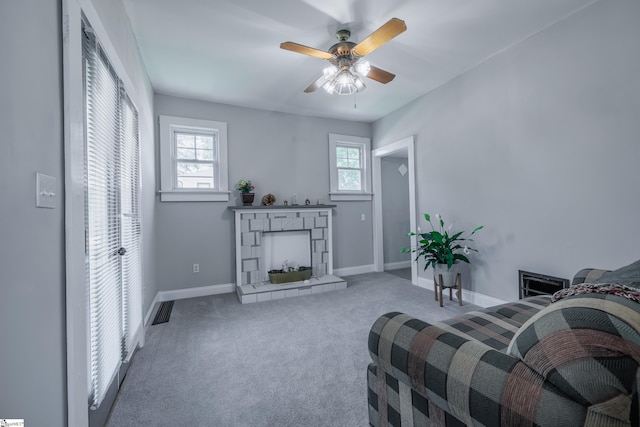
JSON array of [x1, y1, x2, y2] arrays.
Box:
[[83, 22, 141, 413], [119, 92, 142, 355]]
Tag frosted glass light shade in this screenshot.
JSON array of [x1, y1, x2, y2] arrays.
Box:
[[354, 60, 371, 76]]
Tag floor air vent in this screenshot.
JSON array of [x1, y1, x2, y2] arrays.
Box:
[[152, 301, 174, 325]]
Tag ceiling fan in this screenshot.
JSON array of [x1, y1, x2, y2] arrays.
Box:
[[280, 18, 407, 95]]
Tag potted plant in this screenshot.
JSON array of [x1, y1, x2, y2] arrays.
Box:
[[402, 213, 483, 286], [237, 179, 255, 205]]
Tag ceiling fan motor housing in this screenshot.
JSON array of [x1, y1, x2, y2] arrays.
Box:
[[336, 29, 351, 41], [328, 41, 357, 64]]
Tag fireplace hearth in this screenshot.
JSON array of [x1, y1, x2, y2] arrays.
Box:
[[230, 205, 346, 303]]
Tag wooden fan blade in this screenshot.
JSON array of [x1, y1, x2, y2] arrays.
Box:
[[280, 42, 332, 60], [304, 75, 326, 93], [367, 65, 395, 84], [352, 18, 407, 57]]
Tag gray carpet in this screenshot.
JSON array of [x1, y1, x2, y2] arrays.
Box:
[[385, 267, 411, 281], [106, 272, 478, 427]]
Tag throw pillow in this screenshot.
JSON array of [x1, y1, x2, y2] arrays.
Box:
[[593, 259, 640, 288], [507, 292, 640, 421]]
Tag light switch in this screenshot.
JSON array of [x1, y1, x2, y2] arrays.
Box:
[[36, 173, 56, 209]]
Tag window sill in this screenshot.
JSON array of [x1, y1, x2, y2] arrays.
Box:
[[329, 192, 372, 202], [160, 191, 230, 202]]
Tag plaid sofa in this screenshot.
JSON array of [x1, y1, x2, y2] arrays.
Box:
[[367, 268, 640, 426]]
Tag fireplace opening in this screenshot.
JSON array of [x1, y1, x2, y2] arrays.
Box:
[[519, 270, 569, 299], [262, 230, 312, 282]]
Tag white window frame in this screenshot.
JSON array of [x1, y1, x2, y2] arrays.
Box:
[[329, 133, 372, 201], [159, 115, 229, 202]]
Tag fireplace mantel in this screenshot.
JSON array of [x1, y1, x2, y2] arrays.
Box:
[[231, 205, 344, 303], [228, 204, 336, 211]]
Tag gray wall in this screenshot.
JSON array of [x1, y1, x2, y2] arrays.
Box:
[[381, 157, 411, 265], [154, 94, 372, 291], [373, 0, 640, 300], [0, 1, 156, 425], [0, 1, 66, 425]]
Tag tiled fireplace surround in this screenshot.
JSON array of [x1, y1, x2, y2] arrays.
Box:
[[232, 206, 346, 303]]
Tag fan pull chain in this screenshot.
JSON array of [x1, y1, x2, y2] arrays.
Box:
[[354, 92, 357, 109]]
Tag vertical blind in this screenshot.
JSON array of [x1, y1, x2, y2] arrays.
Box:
[[83, 22, 141, 411]]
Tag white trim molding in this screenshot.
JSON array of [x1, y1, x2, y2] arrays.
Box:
[[416, 277, 509, 308], [372, 136, 417, 286], [384, 260, 412, 271], [328, 133, 372, 201], [334, 264, 375, 276], [159, 115, 229, 202], [156, 283, 235, 303]]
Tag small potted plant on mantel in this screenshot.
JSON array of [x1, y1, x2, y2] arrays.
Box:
[[237, 179, 255, 206], [402, 213, 483, 286]]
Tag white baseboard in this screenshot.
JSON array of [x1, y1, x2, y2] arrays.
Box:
[[157, 282, 235, 303], [333, 264, 375, 276], [416, 277, 508, 308], [144, 282, 235, 329], [384, 260, 412, 270], [143, 293, 160, 329], [128, 321, 145, 353]]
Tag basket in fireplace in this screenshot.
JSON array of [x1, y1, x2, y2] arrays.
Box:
[[268, 266, 312, 284]]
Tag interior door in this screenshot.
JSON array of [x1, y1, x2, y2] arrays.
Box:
[[83, 22, 141, 426]]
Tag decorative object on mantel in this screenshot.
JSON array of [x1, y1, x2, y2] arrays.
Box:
[[262, 193, 276, 206], [237, 179, 255, 206], [241, 193, 255, 206], [291, 193, 298, 205], [402, 213, 483, 288], [283, 200, 288, 206], [305, 199, 311, 205]]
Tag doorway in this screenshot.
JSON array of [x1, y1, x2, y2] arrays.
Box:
[[372, 136, 417, 285]]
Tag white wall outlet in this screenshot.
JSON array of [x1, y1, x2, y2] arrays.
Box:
[[361, 214, 366, 221], [36, 172, 56, 209], [193, 264, 199, 273]]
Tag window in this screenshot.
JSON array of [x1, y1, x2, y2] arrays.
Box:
[[159, 115, 228, 201], [329, 133, 372, 201]]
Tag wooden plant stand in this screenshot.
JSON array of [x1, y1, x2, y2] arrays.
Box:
[[435, 272, 462, 307]]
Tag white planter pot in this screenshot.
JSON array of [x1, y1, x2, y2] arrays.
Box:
[[433, 262, 460, 287]]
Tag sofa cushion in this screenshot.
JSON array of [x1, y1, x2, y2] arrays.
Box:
[[507, 292, 640, 423], [592, 259, 640, 288]]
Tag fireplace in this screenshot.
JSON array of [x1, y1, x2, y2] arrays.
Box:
[[262, 230, 311, 280], [230, 205, 346, 303]]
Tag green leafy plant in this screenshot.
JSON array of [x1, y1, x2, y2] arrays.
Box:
[[402, 213, 483, 270], [236, 179, 255, 194]]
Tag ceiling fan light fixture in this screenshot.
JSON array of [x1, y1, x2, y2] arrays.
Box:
[[322, 79, 337, 94], [334, 70, 358, 95], [323, 64, 338, 80], [323, 69, 366, 95], [354, 60, 371, 76]]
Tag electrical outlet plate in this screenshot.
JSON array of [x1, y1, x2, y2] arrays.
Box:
[[36, 173, 56, 209]]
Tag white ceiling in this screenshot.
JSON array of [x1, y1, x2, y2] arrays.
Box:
[[122, 0, 596, 122]]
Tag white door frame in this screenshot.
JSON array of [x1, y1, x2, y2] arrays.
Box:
[[372, 135, 417, 285]]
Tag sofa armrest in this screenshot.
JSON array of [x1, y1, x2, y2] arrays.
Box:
[[368, 312, 588, 426]]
